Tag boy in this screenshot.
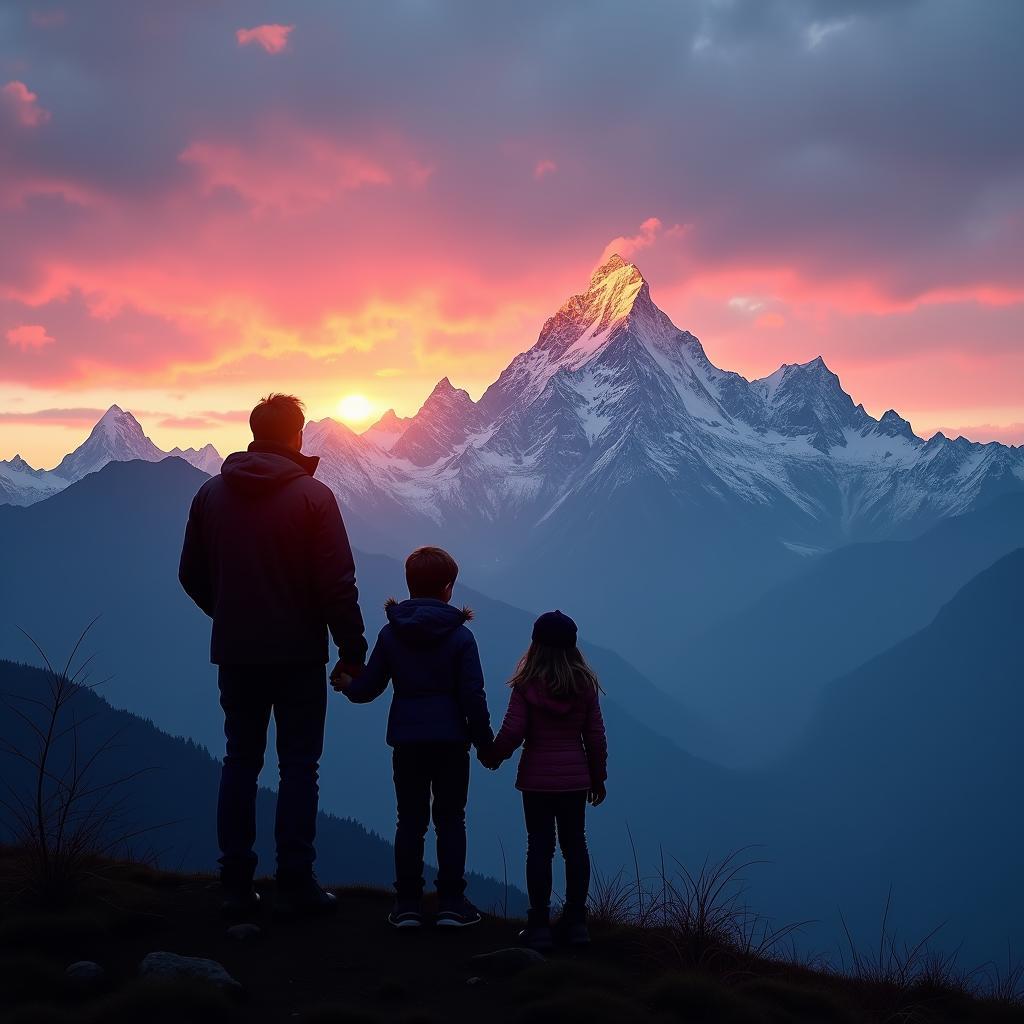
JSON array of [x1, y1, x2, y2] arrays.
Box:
[[337, 546, 493, 928]]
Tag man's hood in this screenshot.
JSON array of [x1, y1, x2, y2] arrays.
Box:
[[522, 679, 577, 716], [220, 442, 320, 497], [385, 597, 472, 647]]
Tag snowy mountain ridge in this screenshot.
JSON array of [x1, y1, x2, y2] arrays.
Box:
[[294, 255, 1022, 548], [0, 406, 223, 506]]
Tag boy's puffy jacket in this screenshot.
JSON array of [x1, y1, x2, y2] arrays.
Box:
[[344, 598, 493, 750], [491, 679, 607, 792]]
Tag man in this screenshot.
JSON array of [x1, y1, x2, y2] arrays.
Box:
[[179, 393, 366, 917]]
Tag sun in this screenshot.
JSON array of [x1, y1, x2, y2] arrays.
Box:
[[336, 393, 374, 425]]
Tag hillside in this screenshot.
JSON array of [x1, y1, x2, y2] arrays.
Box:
[[673, 492, 1024, 765], [0, 660, 516, 910], [760, 547, 1024, 963], [0, 850, 1021, 1024]]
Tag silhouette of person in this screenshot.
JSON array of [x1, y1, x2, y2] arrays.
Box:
[[179, 393, 366, 917]]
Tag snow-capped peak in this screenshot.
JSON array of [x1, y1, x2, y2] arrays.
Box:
[[52, 405, 165, 483]]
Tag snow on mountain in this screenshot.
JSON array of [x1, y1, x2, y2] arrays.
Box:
[[0, 455, 65, 507], [0, 406, 223, 505], [167, 444, 223, 475], [361, 409, 412, 451], [52, 405, 165, 483]]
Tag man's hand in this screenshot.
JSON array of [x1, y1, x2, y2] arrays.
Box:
[[477, 746, 501, 771], [330, 660, 361, 693], [588, 782, 607, 807]]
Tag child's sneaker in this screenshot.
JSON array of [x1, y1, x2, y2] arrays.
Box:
[[518, 908, 554, 951], [435, 896, 482, 928], [555, 905, 591, 946], [388, 898, 423, 929]]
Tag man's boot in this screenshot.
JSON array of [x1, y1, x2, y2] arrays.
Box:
[[274, 870, 338, 918], [220, 864, 260, 919]]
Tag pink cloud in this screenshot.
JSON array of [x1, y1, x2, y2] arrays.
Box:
[[235, 24, 294, 54], [179, 130, 401, 212], [1, 81, 51, 127], [0, 407, 101, 426], [533, 159, 557, 180], [601, 217, 663, 262], [6, 324, 55, 351]]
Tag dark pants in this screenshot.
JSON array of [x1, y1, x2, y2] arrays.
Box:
[[523, 790, 590, 916], [217, 663, 327, 881], [392, 742, 470, 900]]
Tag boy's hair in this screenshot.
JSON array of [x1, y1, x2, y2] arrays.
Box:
[[509, 642, 602, 698], [250, 393, 305, 443], [405, 546, 459, 598]]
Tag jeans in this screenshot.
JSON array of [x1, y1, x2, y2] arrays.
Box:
[[522, 790, 590, 916], [392, 742, 470, 899], [217, 663, 327, 881]]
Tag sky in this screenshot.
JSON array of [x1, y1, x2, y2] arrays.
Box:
[[1, 0, 1022, 467]]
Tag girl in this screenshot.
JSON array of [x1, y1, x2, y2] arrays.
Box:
[[485, 610, 608, 950]]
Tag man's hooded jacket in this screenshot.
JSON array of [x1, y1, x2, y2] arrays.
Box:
[[178, 440, 367, 666]]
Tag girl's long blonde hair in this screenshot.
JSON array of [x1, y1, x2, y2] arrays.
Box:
[[508, 642, 603, 698]]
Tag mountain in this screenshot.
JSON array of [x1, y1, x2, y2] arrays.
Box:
[[673, 492, 1024, 766], [0, 660, 514, 906], [361, 408, 412, 450], [0, 454, 64, 507], [167, 443, 223, 475], [759, 547, 1024, 962], [298, 256, 1024, 676], [52, 405, 166, 482], [0, 405, 222, 506]]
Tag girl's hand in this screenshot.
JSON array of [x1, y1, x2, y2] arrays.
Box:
[[588, 782, 607, 807]]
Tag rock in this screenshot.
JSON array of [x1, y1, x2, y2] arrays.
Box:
[[470, 947, 546, 977], [65, 961, 105, 990], [225, 923, 262, 941], [138, 951, 242, 993]]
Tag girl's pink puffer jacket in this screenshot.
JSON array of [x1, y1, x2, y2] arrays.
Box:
[[490, 679, 607, 792]]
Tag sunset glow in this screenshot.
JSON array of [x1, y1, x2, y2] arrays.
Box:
[[337, 394, 375, 425], [1, 3, 1022, 467]]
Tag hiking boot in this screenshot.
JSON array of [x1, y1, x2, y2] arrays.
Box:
[[220, 865, 260, 919], [221, 885, 261, 920], [518, 908, 553, 952], [274, 873, 338, 918], [555, 905, 591, 947], [435, 896, 482, 928], [388, 898, 423, 929]]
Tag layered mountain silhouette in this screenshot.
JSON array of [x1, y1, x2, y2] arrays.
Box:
[[674, 492, 1024, 765], [0, 660, 515, 907], [760, 546, 1024, 961]]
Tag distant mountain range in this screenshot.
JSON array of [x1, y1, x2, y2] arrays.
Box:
[[0, 405, 222, 506], [4, 256, 1020, 677]]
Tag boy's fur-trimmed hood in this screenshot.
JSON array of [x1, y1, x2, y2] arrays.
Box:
[[384, 597, 473, 647]]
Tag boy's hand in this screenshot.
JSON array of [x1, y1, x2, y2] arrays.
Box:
[[588, 782, 607, 807]]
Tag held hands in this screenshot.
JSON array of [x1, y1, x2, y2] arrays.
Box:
[[588, 781, 607, 807], [330, 659, 363, 693], [477, 744, 502, 771]]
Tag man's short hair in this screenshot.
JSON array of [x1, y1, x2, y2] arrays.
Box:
[[250, 393, 305, 443], [406, 546, 459, 598]]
